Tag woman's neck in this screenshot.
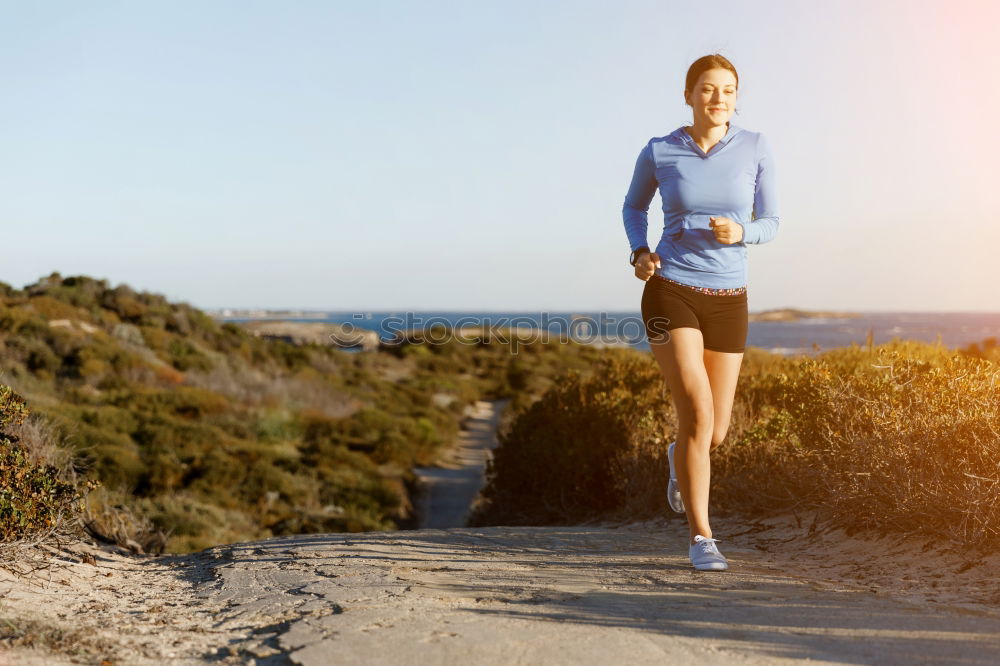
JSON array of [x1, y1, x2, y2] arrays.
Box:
[[684, 120, 730, 142], [683, 120, 730, 153]]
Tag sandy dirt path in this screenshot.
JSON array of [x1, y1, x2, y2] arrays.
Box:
[[5, 514, 1000, 665], [191, 520, 1000, 665]]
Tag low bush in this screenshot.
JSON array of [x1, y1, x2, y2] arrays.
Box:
[[0, 385, 94, 544]]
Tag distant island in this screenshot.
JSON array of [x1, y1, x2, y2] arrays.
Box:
[[749, 308, 861, 322]]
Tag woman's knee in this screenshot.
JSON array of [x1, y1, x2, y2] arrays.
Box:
[[676, 395, 715, 436]]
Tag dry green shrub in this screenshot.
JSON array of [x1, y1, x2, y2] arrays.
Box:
[[469, 349, 670, 526], [0, 385, 99, 575], [0, 386, 92, 543]]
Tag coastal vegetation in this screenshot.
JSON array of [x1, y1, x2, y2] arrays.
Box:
[[0, 273, 603, 554], [470, 339, 1000, 548], [2, 271, 998, 557]]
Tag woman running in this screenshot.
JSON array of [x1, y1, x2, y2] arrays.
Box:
[[622, 54, 780, 571]]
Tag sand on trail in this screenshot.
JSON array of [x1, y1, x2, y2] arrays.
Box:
[[4, 515, 1000, 665], [4, 398, 1000, 664]]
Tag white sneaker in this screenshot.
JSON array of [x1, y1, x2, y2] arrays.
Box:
[[689, 535, 728, 571], [666, 440, 684, 513]]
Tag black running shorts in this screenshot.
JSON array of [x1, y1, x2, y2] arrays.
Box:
[[641, 275, 748, 353]]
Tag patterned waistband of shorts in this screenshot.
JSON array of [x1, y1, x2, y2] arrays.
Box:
[[654, 274, 748, 296]]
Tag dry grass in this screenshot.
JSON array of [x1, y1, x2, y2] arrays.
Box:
[[80, 488, 170, 556]]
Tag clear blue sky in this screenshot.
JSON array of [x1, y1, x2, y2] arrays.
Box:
[[2, 0, 997, 312]]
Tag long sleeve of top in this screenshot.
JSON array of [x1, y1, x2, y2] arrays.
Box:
[[620, 122, 781, 289], [622, 143, 657, 253], [744, 132, 780, 245]]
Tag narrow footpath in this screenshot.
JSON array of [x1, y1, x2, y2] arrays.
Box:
[[413, 399, 508, 529]]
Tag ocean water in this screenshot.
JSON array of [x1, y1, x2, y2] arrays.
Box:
[[232, 311, 1000, 356]]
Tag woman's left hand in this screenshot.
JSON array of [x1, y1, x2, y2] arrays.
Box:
[[709, 216, 744, 244]]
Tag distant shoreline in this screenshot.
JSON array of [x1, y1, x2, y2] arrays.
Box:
[[207, 308, 862, 323]]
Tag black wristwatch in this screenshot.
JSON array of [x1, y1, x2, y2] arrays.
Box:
[[629, 246, 650, 266]]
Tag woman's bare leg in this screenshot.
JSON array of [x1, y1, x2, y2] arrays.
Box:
[[649, 327, 715, 542], [703, 349, 745, 450]]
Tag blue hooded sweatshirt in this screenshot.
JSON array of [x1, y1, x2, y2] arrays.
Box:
[[622, 122, 780, 289]]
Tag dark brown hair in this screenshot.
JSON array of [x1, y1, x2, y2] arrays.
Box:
[[684, 54, 739, 101]]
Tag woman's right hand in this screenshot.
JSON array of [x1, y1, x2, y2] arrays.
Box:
[[634, 252, 661, 281]]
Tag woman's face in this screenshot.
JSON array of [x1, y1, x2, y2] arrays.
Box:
[[685, 68, 737, 127]]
